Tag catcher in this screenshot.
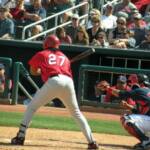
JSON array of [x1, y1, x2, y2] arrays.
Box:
[[97, 74, 150, 150], [11, 35, 99, 150]]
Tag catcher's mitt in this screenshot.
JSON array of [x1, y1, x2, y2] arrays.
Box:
[[96, 80, 110, 92]]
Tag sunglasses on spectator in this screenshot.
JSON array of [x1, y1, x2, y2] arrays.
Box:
[[72, 18, 78, 20], [117, 22, 124, 25], [98, 36, 104, 39], [78, 30, 83, 33]]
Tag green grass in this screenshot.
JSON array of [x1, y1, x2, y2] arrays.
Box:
[[0, 111, 128, 136]]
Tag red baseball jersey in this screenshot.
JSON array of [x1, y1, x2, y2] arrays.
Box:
[[28, 49, 72, 82]]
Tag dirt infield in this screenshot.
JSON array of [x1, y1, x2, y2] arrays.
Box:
[[0, 105, 138, 150]]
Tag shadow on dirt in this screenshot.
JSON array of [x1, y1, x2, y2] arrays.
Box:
[[0, 141, 86, 150], [101, 143, 133, 149]]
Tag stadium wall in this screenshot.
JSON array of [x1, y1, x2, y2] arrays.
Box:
[[0, 40, 150, 100]]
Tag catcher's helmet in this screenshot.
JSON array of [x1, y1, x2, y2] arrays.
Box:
[[43, 35, 60, 49], [137, 74, 150, 86]]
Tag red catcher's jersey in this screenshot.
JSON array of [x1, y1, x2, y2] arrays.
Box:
[[28, 49, 72, 82]]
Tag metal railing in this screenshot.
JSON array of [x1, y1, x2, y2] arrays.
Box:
[[102, 0, 120, 8], [22, 1, 88, 41], [12, 62, 39, 104]]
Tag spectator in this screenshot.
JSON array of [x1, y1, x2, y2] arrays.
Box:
[[101, 3, 117, 31], [109, 16, 136, 49], [92, 0, 101, 10], [138, 29, 150, 50], [74, 25, 89, 45], [130, 13, 147, 46], [86, 8, 101, 29], [24, 0, 46, 37], [111, 29, 136, 49], [65, 13, 80, 43], [0, 7, 15, 39], [75, 0, 89, 16], [46, 0, 60, 15], [104, 75, 135, 105], [46, 0, 73, 22], [91, 31, 109, 48], [30, 25, 44, 41], [87, 15, 104, 44], [128, 12, 147, 29], [109, 17, 127, 39], [113, 0, 138, 17], [25, 0, 46, 22], [127, 9, 138, 27], [131, 0, 149, 15], [58, 0, 74, 23], [10, 0, 26, 26], [56, 27, 72, 44], [44, 0, 62, 29], [108, 17, 127, 43]]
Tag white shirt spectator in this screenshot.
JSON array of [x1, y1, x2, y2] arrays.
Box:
[[101, 15, 117, 30], [101, 4, 117, 30], [86, 8, 101, 29]]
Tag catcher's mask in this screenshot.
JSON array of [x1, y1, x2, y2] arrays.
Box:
[[137, 74, 150, 87]]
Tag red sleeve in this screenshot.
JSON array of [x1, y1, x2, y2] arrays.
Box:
[[127, 98, 136, 106], [121, 85, 135, 106], [28, 52, 43, 69]]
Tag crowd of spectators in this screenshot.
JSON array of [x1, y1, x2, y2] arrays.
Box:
[[0, 0, 149, 49]]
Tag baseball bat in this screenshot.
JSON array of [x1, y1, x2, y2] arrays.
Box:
[[71, 48, 95, 63]]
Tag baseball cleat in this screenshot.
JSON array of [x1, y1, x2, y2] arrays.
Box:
[[88, 141, 99, 149], [143, 139, 150, 150], [133, 142, 143, 149], [133, 139, 150, 150], [11, 135, 25, 145]]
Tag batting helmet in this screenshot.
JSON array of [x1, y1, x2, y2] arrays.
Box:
[[43, 35, 60, 49], [137, 74, 150, 87]]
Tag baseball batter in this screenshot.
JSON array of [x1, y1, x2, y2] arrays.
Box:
[[98, 74, 150, 150], [11, 35, 99, 150]]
